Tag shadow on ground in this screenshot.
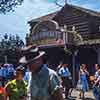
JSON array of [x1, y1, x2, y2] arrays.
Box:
[[65, 97, 95, 100], [66, 96, 77, 100], [83, 98, 95, 100]]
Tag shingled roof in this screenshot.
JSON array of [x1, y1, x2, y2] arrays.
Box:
[[69, 4, 100, 17], [28, 11, 58, 23], [28, 4, 100, 23]]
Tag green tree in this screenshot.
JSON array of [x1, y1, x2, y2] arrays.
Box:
[[0, 0, 24, 14], [0, 0, 82, 14]]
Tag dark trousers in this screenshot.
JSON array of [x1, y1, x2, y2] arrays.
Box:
[[1, 77, 6, 87], [61, 77, 72, 98], [93, 85, 100, 100], [65, 87, 70, 98]]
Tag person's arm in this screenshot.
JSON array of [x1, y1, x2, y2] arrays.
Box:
[[66, 68, 71, 77], [4, 94, 7, 100], [58, 68, 62, 76], [94, 72, 98, 81], [79, 69, 82, 80], [4, 82, 11, 100], [94, 77, 100, 85], [49, 72, 64, 100], [84, 69, 89, 76], [52, 88, 64, 100]]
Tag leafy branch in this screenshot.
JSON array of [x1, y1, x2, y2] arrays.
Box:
[[0, 0, 24, 14]]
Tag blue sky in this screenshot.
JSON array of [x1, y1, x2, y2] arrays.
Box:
[[0, 0, 100, 42]]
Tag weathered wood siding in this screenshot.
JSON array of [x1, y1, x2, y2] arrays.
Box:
[[53, 5, 100, 40]]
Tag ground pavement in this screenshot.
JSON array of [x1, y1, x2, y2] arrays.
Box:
[[65, 89, 95, 100]]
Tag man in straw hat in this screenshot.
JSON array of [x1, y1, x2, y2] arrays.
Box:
[[19, 45, 64, 100]]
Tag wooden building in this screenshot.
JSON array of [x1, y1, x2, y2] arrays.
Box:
[[27, 4, 100, 65], [28, 4, 100, 39]]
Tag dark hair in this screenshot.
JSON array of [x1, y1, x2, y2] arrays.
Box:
[[97, 64, 100, 68], [16, 65, 25, 76]]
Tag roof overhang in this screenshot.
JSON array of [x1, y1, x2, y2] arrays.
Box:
[[77, 39, 100, 46], [38, 44, 64, 49]]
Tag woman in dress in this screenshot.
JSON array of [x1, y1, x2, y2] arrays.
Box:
[[79, 64, 89, 99]]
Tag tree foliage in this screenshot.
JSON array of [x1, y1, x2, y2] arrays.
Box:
[[0, 33, 24, 49], [0, 0, 24, 14]]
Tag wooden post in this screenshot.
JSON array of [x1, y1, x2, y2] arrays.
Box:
[[4, 55, 7, 64], [72, 50, 78, 87], [97, 48, 100, 65], [64, 25, 68, 44], [72, 52, 75, 87]]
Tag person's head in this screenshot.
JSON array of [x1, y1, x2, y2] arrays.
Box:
[[3, 64, 9, 68], [98, 69, 100, 75], [95, 64, 100, 71], [27, 56, 44, 72], [0, 63, 3, 69], [0, 63, 2, 66], [62, 63, 69, 68], [15, 66, 25, 80], [81, 64, 87, 70], [61, 60, 69, 68], [19, 45, 45, 73]]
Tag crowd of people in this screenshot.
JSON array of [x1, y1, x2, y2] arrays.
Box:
[[0, 45, 100, 100], [77, 64, 100, 100], [91, 64, 100, 100], [0, 45, 64, 100], [56, 63, 100, 100], [0, 64, 15, 87]]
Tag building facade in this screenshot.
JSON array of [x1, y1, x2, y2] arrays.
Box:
[[27, 4, 100, 65]]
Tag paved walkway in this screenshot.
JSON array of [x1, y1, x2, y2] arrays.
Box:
[[66, 89, 95, 100]]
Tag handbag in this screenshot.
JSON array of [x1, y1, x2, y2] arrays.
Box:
[[76, 80, 83, 91]]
